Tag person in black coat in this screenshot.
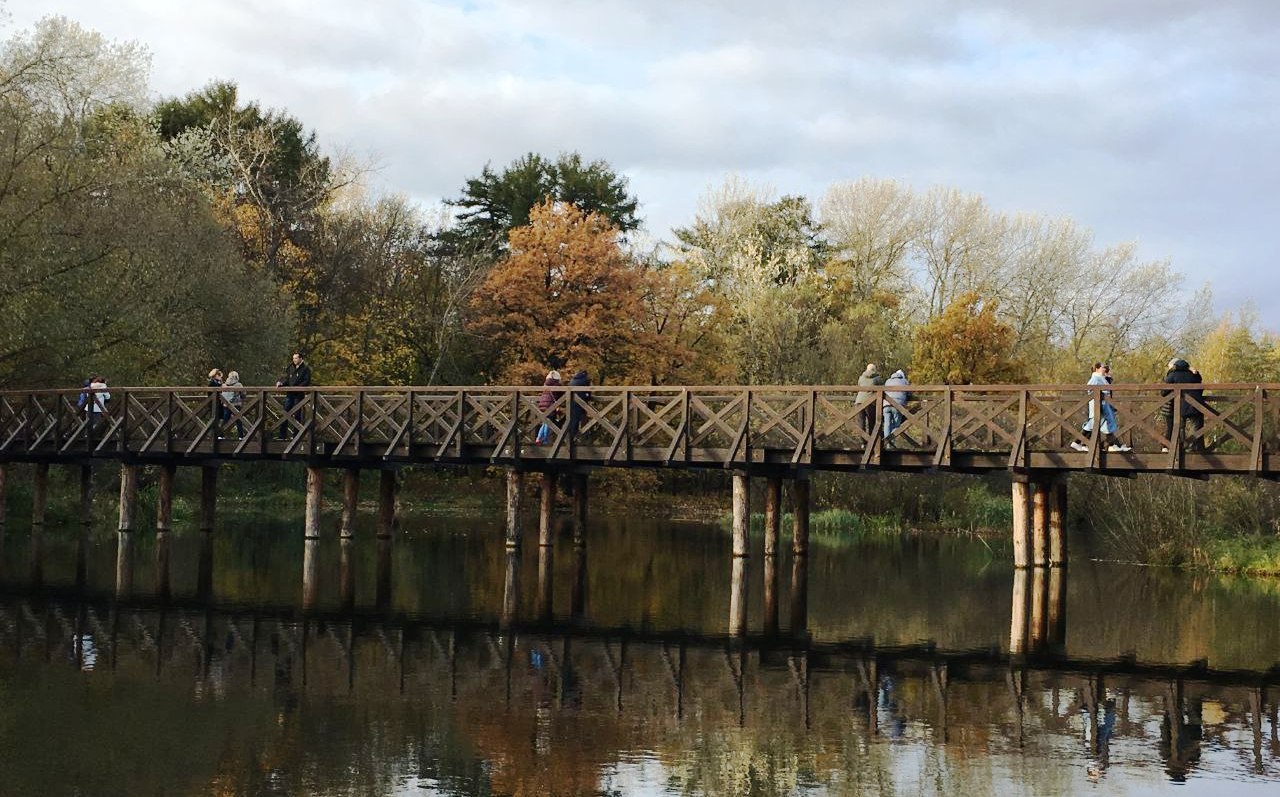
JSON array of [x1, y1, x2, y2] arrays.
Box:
[[276, 352, 312, 439], [566, 369, 591, 439], [1160, 358, 1204, 451]]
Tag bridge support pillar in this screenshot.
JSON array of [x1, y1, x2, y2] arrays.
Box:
[[764, 476, 782, 556], [377, 469, 396, 539], [375, 537, 392, 610], [792, 477, 810, 556], [571, 545, 587, 620], [32, 462, 48, 528], [1009, 568, 1029, 654], [731, 472, 750, 557], [199, 465, 218, 533], [538, 543, 554, 620], [790, 552, 809, 636], [155, 528, 172, 602], [1011, 481, 1032, 568], [1032, 481, 1050, 566], [501, 547, 521, 629], [79, 464, 93, 528], [156, 464, 176, 532], [197, 532, 213, 603], [539, 472, 557, 547], [302, 537, 319, 610], [572, 473, 588, 546], [339, 538, 355, 611], [114, 530, 134, 599], [729, 554, 748, 636], [763, 553, 779, 636], [118, 464, 139, 531], [1049, 480, 1068, 566], [505, 469, 524, 549], [340, 468, 359, 539], [304, 466, 324, 540]]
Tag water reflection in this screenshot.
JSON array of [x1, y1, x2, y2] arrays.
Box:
[[0, 513, 1277, 796]]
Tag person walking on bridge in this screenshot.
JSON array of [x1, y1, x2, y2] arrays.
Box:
[[883, 369, 910, 443], [856, 363, 882, 436], [276, 353, 312, 440], [1160, 358, 1204, 452], [535, 370, 562, 445], [567, 369, 592, 439], [1074, 362, 1129, 452], [87, 376, 110, 434]]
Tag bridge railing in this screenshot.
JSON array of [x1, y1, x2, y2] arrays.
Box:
[[1, 384, 1277, 471]]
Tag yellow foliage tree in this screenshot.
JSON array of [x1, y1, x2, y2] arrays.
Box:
[[911, 292, 1025, 384]]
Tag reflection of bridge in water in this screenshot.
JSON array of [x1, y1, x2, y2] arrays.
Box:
[[2, 581, 1278, 783]]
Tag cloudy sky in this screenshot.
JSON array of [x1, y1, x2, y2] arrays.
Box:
[[10, 1, 1279, 320]]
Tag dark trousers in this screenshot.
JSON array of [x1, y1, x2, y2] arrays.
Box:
[[1163, 412, 1204, 450], [221, 405, 244, 438], [278, 394, 303, 439]]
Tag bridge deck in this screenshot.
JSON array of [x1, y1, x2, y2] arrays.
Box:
[[2, 383, 1277, 474]]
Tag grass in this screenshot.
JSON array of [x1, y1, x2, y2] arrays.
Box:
[[1205, 536, 1280, 576]]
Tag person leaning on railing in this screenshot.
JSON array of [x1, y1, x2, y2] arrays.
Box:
[[275, 352, 312, 440], [1159, 358, 1204, 452]]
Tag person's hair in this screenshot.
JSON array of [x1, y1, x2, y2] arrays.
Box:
[[227, 370, 239, 382], [1092, 361, 1103, 370]]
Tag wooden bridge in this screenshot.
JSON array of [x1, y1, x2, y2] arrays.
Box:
[[1, 383, 1277, 569]]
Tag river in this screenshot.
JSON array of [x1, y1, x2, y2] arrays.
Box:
[[0, 508, 1277, 795]]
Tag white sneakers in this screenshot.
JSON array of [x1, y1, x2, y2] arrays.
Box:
[[1069, 441, 1132, 452]]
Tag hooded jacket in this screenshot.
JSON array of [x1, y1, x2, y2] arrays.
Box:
[[884, 370, 910, 406], [856, 366, 882, 403], [537, 376, 562, 413], [1162, 360, 1203, 416]]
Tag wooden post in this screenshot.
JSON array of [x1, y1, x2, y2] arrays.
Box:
[[763, 476, 782, 557], [792, 477, 810, 556], [790, 553, 809, 636], [79, 465, 93, 527], [731, 471, 750, 557], [340, 468, 359, 539], [118, 464, 139, 532], [1032, 481, 1050, 567], [302, 537, 319, 610], [537, 543, 554, 620], [1048, 565, 1067, 647], [1030, 566, 1048, 650], [1009, 568, 1030, 654], [729, 554, 748, 636], [339, 538, 355, 611], [763, 552, 779, 636], [155, 530, 171, 602], [304, 466, 324, 540], [1011, 481, 1032, 568], [501, 548, 521, 629], [32, 463, 48, 528], [1049, 480, 1068, 566], [114, 531, 134, 598], [539, 471, 556, 547], [199, 465, 218, 533], [505, 469, 524, 549], [572, 473, 588, 546], [377, 469, 396, 539], [156, 464, 175, 533]]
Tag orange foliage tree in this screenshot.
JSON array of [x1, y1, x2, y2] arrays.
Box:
[[468, 200, 671, 384], [911, 291, 1025, 384]]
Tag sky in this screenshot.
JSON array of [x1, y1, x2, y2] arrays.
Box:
[[9, 0, 1279, 321]]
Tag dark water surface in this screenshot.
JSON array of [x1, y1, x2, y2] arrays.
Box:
[[1, 508, 1279, 796]]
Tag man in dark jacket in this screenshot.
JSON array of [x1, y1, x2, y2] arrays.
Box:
[[1160, 358, 1204, 452], [276, 352, 312, 439], [567, 370, 592, 439]]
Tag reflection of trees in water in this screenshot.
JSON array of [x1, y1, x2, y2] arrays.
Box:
[[0, 599, 1277, 794]]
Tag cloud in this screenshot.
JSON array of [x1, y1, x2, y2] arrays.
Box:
[[8, 0, 1280, 317]]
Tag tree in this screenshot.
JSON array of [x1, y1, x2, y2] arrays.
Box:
[[440, 152, 640, 257], [911, 292, 1024, 384], [466, 201, 664, 384]]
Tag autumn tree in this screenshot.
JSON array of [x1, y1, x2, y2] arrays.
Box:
[[440, 152, 640, 257], [911, 292, 1024, 384], [466, 201, 666, 384]]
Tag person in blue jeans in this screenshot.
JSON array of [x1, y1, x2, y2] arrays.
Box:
[[1075, 362, 1129, 452], [882, 369, 910, 443]]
